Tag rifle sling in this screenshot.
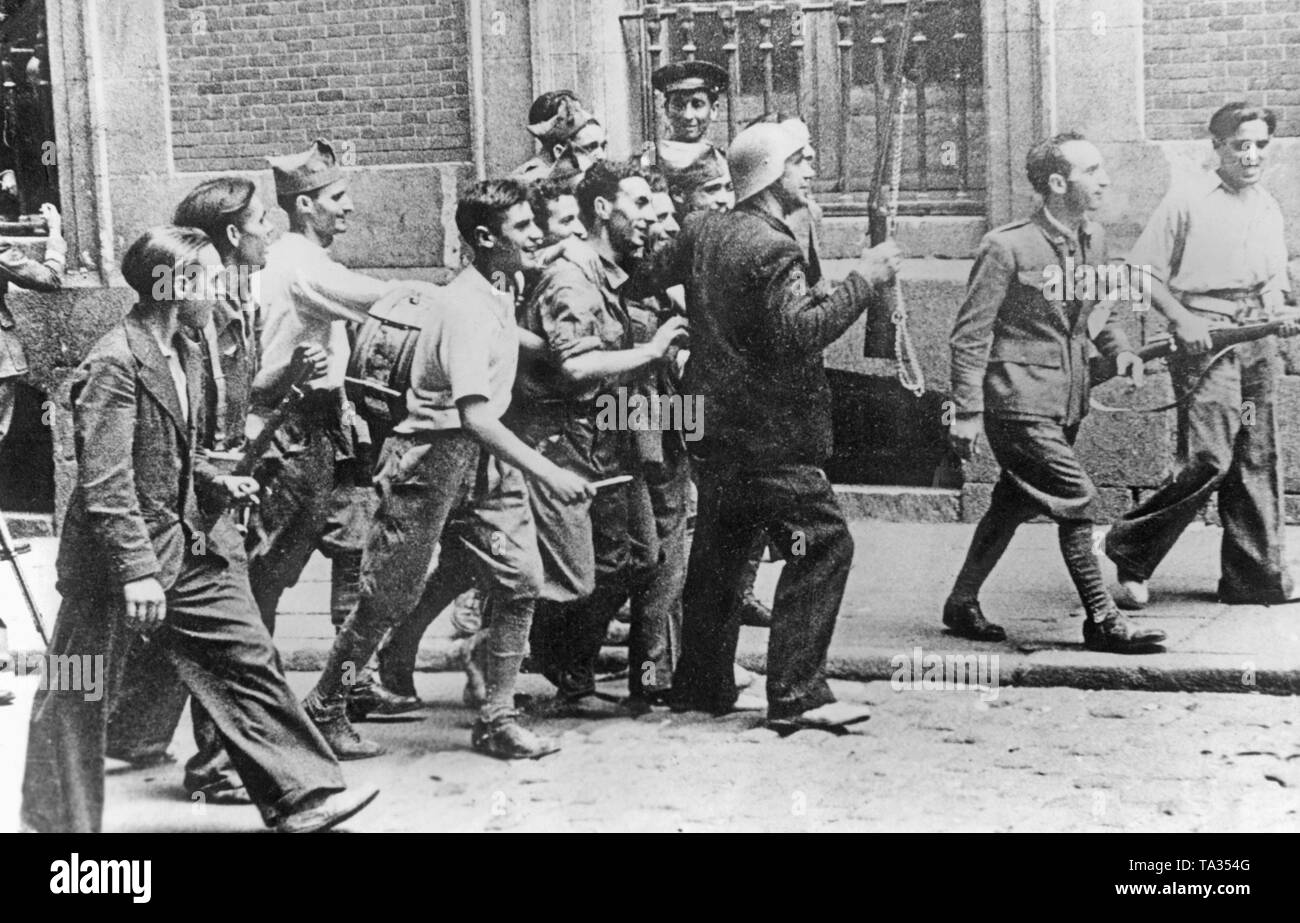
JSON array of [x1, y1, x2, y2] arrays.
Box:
[[1089, 342, 1238, 414]]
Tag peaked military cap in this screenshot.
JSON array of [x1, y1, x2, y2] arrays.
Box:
[[652, 60, 728, 97]]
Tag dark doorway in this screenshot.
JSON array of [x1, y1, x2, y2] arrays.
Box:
[[826, 369, 948, 487], [0, 379, 53, 512]]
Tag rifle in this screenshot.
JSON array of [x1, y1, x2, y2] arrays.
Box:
[[1088, 315, 1300, 413], [203, 355, 318, 550], [861, 3, 925, 399], [863, 0, 915, 361], [1089, 315, 1300, 387]]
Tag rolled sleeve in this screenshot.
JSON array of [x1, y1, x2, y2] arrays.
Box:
[[1126, 190, 1183, 287], [536, 266, 607, 361], [288, 260, 396, 325]]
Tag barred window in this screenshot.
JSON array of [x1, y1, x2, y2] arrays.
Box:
[[0, 0, 56, 235]]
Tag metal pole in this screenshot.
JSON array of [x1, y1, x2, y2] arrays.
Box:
[[0, 512, 48, 647]]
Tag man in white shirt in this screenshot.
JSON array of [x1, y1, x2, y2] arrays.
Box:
[[248, 140, 405, 697], [1105, 103, 1300, 607], [302, 179, 592, 760]]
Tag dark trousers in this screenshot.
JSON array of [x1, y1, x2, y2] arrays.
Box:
[[674, 461, 853, 720], [248, 398, 373, 634], [949, 417, 1113, 619], [22, 549, 344, 832], [105, 632, 243, 796], [625, 450, 691, 695], [1105, 337, 1292, 600]]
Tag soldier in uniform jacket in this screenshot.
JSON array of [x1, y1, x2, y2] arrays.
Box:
[[944, 133, 1166, 653]]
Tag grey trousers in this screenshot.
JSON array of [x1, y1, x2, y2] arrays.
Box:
[[22, 549, 345, 832], [1106, 336, 1292, 601]]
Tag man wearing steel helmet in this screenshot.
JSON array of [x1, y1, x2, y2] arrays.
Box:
[[643, 121, 900, 731]]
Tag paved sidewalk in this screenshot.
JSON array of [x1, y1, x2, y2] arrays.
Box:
[[4, 518, 1300, 694]]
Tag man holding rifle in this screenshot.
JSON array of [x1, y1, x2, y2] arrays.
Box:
[[1105, 102, 1300, 607]]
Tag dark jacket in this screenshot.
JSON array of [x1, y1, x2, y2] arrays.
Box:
[[950, 208, 1132, 425], [1, 237, 65, 378], [653, 204, 877, 466], [56, 308, 235, 595]]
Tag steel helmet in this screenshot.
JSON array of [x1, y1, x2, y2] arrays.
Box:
[[727, 122, 805, 204]]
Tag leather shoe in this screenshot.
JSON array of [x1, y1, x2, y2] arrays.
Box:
[[276, 786, 379, 834], [1218, 589, 1300, 606], [1083, 611, 1166, 653], [305, 700, 386, 760], [942, 599, 1007, 641], [623, 689, 673, 716], [471, 715, 561, 759], [105, 747, 176, 768], [346, 681, 423, 723]]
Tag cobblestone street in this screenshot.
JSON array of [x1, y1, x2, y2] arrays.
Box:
[[4, 671, 1296, 833]]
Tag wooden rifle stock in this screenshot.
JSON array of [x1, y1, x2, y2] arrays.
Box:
[[234, 359, 318, 477], [1089, 316, 1299, 387]]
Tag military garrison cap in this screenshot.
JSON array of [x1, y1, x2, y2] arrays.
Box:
[[652, 60, 728, 97], [268, 138, 342, 197]]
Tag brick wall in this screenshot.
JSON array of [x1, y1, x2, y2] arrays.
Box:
[[1144, 0, 1300, 140], [164, 0, 471, 171]]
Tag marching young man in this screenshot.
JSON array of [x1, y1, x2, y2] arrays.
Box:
[[22, 226, 376, 832], [250, 140, 409, 711], [302, 179, 593, 760], [106, 177, 284, 800], [945, 132, 1167, 653], [512, 160, 688, 711]]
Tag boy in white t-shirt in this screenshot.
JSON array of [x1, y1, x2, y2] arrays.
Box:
[[302, 179, 592, 761]]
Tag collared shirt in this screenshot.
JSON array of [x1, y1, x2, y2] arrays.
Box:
[[1041, 205, 1089, 258], [1127, 170, 1288, 297], [160, 340, 189, 424], [515, 239, 631, 407], [392, 265, 520, 434], [252, 232, 398, 398], [202, 296, 260, 450]]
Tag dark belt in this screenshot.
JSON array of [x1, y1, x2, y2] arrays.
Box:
[[1177, 289, 1265, 323], [509, 395, 604, 422]]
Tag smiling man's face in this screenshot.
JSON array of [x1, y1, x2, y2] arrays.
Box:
[[606, 176, 656, 260], [1215, 118, 1271, 189], [493, 202, 544, 274]]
